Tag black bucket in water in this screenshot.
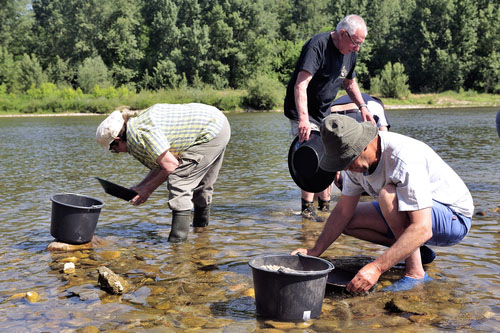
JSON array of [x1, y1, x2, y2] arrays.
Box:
[[50, 193, 104, 244], [249, 253, 334, 321]]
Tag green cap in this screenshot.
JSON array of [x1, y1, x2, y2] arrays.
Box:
[[319, 114, 378, 172]]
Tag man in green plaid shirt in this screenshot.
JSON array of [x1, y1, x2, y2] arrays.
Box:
[[96, 103, 231, 242]]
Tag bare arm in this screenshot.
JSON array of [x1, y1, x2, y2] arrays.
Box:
[[292, 194, 360, 256], [130, 150, 179, 205], [347, 207, 433, 292], [294, 70, 313, 142], [343, 78, 376, 124]]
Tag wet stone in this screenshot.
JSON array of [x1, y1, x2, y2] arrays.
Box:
[[46, 236, 106, 252], [124, 286, 151, 305], [60, 256, 79, 263], [312, 319, 340, 331], [97, 266, 129, 295], [63, 262, 75, 274], [378, 315, 412, 327], [179, 314, 207, 328], [67, 285, 107, 302], [409, 313, 439, 323], [386, 295, 428, 315], [154, 301, 171, 310], [91, 250, 121, 261], [203, 318, 233, 329], [264, 320, 297, 330], [9, 292, 26, 301], [75, 326, 99, 333], [26, 291, 40, 303], [255, 329, 286, 333]]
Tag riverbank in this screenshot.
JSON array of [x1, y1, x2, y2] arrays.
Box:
[[0, 90, 498, 117]]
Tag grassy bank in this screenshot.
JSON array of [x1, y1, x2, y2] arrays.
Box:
[[381, 90, 500, 109], [0, 84, 499, 116], [0, 85, 248, 115]]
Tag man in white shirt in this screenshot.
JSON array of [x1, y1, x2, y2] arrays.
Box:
[[292, 114, 473, 292]]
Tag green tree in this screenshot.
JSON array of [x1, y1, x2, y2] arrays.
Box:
[[0, 0, 33, 55], [141, 0, 181, 86], [470, 3, 500, 93], [46, 56, 74, 86], [18, 54, 46, 92], [0, 46, 18, 92], [151, 59, 181, 89], [279, 0, 330, 41], [32, 0, 144, 86], [244, 73, 284, 110], [77, 56, 111, 93], [372, 62, 410, 99]]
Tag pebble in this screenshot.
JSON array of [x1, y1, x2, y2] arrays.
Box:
[[242, 288, 255, 297], [9, 293, 26, 301], [484, 311, 495, 319], [75, 326, 99, 333], [26, 291, 40, 303], [264, 320, 297, 330], [64, 262, 76, 274], [102, 250, 121, 260]]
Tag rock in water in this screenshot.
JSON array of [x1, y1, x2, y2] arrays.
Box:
[[97, 266, 129, 295]]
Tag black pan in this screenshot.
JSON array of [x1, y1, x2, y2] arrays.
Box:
[[95, 177, 137, 201], [327, 267, 356, 288]]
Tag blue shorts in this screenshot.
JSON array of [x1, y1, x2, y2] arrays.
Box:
[[372, 200, 471, 246]]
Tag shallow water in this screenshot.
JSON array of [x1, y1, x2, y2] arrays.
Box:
[[0, 108, 498, 331]]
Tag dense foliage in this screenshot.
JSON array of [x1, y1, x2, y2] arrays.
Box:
[[0, 0, 499, 105]]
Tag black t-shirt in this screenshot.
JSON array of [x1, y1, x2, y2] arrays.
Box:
[[284, 31, 357, 125]]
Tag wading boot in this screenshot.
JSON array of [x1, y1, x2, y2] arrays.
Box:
[[301, 199, 325, 222], [318, 198, 330, 212], [168, 210, 191, 243], [193, 205, 210, 228]]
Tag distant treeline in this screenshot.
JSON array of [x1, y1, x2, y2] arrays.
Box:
[[1, 0, 499, 99]]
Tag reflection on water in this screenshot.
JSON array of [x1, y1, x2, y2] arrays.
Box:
[[0, 108, 499, 331]]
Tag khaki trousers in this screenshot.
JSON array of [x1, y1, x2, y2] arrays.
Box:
[[167, 117, 231, 211]]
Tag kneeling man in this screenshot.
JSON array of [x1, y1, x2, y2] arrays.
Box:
[[292, 114, 473, 292]]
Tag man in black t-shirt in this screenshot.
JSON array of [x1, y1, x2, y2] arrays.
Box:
[[284, 14, 374, 221]]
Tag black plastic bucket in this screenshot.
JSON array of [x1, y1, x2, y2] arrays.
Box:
[[249, 254, 334, 321], [50, 193, 104, 244]]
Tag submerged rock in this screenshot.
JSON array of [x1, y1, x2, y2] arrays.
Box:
[[46, 236, 106, 252], [97, 266, 129, 295], [26, 291, 40, 303]]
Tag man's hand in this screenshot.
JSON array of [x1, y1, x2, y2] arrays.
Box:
[[346, 262, 382, 293], [290, 248, 309, 256], [298, 118, 311, 142], [130, 186, 153, 206], [360, 106, 376, 125]]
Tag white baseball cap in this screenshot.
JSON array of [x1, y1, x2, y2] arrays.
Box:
[[95, 110, 125, 148]]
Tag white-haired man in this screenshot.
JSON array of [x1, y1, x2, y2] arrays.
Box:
[[284, 14, 375, 220]]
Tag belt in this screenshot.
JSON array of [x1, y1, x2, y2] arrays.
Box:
[[331, 109, 359, 115]]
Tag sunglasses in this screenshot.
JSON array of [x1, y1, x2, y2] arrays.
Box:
[[109, 140, 118, 153], [346, 31, 363, 48]]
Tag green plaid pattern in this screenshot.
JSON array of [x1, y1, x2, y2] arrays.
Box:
[[126, 103, 226, 169]]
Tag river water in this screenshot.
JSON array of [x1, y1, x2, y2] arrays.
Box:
[[0, 108, 498, 331]]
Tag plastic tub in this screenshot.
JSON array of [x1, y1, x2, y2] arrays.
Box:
[[249, 253, 334, 321], [50, 193, 104, 244]]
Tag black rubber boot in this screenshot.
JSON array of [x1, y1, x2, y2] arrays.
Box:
[[193, 205, 210, 228], [168, 210, 191, 243], [301, 199, 325, 222], [318, 198, 330, 212]]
